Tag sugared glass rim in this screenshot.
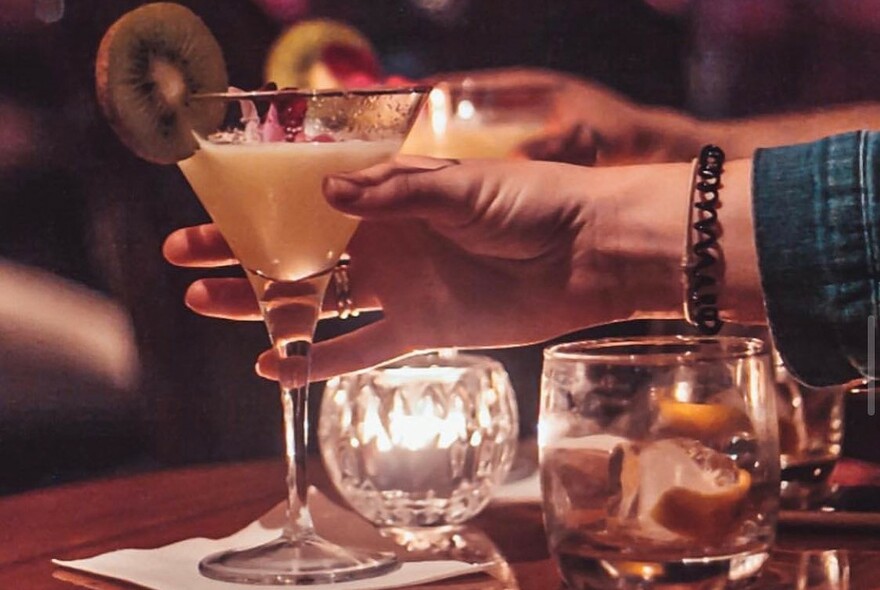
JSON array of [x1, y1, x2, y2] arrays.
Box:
[[192, 85, 433, 101], [544, 335, 769, 364]]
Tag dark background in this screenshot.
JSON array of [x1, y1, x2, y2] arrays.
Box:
[[0, 0, 877, 495]]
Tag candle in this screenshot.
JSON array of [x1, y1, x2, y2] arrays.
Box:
[[319, 351, 519, 527]]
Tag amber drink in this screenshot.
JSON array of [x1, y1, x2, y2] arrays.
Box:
[[774, 357, 846, 509], [540, 337, 780, 589]]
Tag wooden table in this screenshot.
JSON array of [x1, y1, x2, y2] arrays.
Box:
[[2, 457, 880, 589]]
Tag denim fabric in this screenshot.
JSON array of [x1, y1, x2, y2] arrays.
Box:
[[753, 131, 879, 386]]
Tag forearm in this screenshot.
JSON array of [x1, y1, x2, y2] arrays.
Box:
[[658, 103, 880, 160], [581, 131, 877, 387], [572, 159, 764, 326]]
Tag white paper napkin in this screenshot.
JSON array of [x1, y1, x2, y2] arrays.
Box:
[[53, 489, 492, 590]]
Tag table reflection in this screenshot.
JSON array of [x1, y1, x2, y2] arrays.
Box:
[[764, 550, 849, 590], [384, 526, 519, 589]]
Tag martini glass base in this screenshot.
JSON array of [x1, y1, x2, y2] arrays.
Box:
[[199, 534, 400, 585]]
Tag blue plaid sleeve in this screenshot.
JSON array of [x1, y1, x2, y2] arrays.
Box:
[[752, 130, 879, 386]]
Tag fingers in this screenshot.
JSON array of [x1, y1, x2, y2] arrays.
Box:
[[185, 278, 261, 320], [311, 321, 409, 381], [255, 320, 411, 382], [181, 250, 382, 323], [163, 224, 237, 268], [255, 348, 277, 381], [323, 156, 477, 226], [518, 124, 598, 165]]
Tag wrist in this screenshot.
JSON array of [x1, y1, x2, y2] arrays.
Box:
[[641, 112, 760, 164], [635, 107, 709, 163], [572, 163, 694, 323], [694, 120, 756, 160], [715, 158, 764, 323]]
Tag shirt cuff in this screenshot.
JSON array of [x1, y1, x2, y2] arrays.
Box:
[[752, 130, 879, 386]]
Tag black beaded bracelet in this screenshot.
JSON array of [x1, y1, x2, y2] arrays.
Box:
[[681, 145, 725, 335]]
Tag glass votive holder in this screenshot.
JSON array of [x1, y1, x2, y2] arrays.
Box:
[[319, 350, 519, 530]]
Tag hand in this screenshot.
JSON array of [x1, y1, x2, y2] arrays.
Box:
[[442, 68, 700, 166], [164, 156, 692, 381], [518, 74, 700, 166]]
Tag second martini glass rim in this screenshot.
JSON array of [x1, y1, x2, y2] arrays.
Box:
[[192, 85, 433, 101]]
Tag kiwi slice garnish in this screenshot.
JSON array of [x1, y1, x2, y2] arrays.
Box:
[[95, 3, 228, 164]]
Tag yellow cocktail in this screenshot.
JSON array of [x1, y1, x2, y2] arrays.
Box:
[[177, 88, 428, 584], [180, 138, 398, 282]]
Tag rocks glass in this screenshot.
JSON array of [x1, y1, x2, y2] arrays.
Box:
[[774, 354, 846, 509], [539, 336, 780, 589]]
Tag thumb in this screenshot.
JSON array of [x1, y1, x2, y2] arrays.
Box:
[[323, 156, 478, 226], [518, 124, 598, 166]]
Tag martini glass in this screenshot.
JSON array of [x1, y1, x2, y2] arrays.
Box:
[[177, 87, 429, 584]]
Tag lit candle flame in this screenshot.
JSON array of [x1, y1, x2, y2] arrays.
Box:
[[360, 366, 470, 452], [429, 87, 449, 138]]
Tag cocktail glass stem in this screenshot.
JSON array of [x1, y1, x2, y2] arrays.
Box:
[[198, 271, 400, 584], [279, 341, 315, 539], [259, 271, 326, 539]]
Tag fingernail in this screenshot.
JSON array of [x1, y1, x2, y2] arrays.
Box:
[[324, 176, 364, 203]]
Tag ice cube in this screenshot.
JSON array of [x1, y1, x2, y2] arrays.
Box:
[[541, 434, 631, 531], [614, 438, 744, 542]]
